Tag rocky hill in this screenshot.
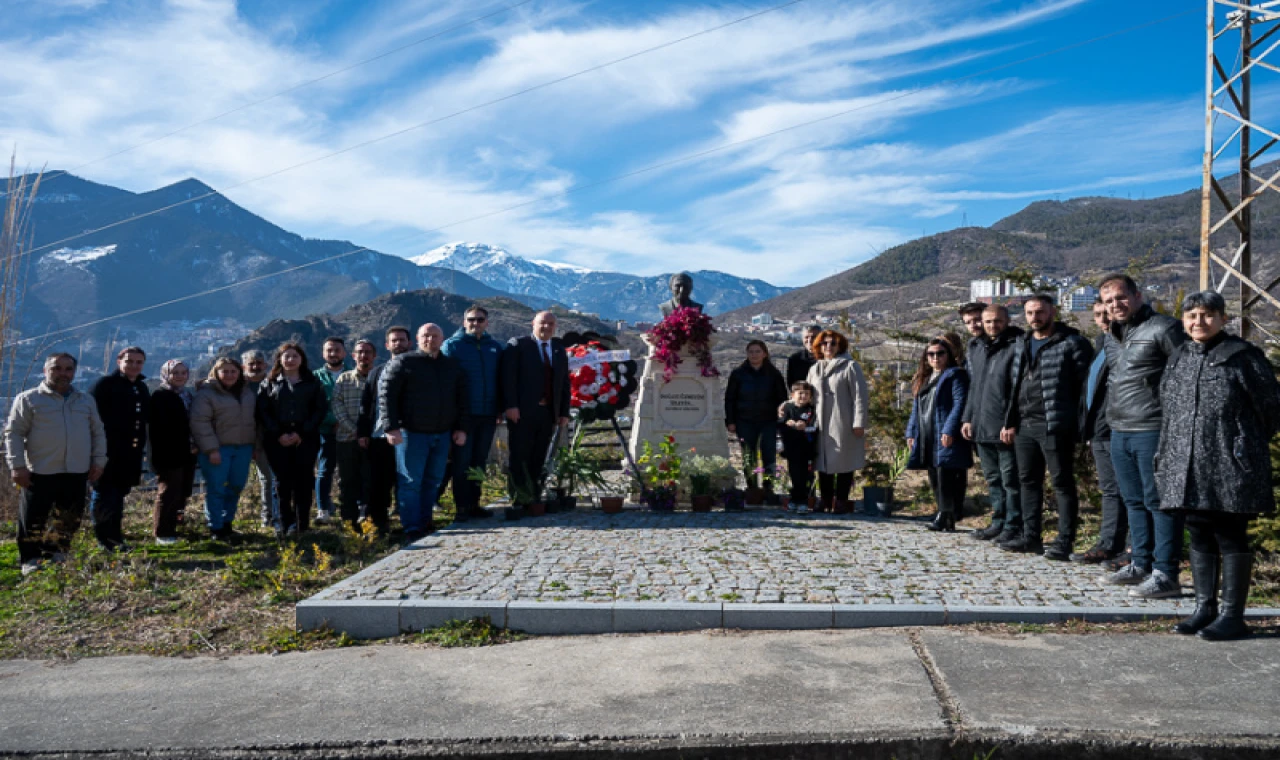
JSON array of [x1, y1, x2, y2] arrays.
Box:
[[216, 289, 645, 369]]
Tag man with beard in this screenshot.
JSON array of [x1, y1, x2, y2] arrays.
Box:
[[1000, 295, 1093, 559], [961, 304, 1024, 542]]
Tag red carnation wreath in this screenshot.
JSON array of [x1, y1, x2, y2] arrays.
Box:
[[568, 340, 638, 423]]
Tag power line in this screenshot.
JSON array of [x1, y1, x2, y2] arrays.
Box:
[[19, 0, 809, 262], [7, 6, 1197, 348], [9, 0, 538, 194]]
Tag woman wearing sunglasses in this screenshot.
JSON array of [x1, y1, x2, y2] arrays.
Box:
[[906, 337, 973, 532]]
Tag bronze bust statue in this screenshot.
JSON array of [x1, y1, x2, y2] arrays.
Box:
[[659, 272, 703, 318]]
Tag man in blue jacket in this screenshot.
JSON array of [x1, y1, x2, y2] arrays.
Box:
[[441, 305, 504, 522]]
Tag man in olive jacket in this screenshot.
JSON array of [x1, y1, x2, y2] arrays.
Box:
[[1100, 274, 1187, 598], [1000, 295, 1093, 559], [961, 305, 1023, 542], [6, 353, 106, 574]]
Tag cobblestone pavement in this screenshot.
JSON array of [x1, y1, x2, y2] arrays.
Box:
[[316, 507, 1194, 609]]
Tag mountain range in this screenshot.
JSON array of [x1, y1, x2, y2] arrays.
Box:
[[14, 172, 788, 342], [412, 242, 791, 321], [718, 174, 1269, 326]]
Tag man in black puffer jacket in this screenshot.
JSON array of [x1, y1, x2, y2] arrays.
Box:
[[961, 305, 1024, 542], [379, 323, 468, 539], [1000, 295, 1093, 559], [1099, 274, 1187, 599]]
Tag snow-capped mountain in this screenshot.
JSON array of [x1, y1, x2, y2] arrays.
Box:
[[16, 173, 543, 339], [412, 242, 790, 321]]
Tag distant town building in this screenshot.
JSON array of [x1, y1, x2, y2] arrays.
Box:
[[751, 313, 773, 326], [1058, 284, 1099, 312], [970, 279, 1034, 304]]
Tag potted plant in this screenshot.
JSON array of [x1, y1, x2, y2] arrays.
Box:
[[682, 454, 720, 512], [508, 466, 545, 517], [772, 464, 791, 511], [636, 435, 683, 512], [862, 443, 909, 516], [550, 433, 606, 510], [720, 486, 746, 512], [741, 445, 766, 506], [598, 480, 626, 513]]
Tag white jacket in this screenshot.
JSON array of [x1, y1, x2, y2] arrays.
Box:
[[4, 382, 107, 475]]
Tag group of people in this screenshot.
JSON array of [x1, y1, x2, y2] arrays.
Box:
[[720, 273, 1277, 640], [917, 274, 1277, 641], [7, 306, 574, 573]]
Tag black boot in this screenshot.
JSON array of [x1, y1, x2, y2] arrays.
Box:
[[1175, 550, 1219, 635], [927, 511, 956, 532], [1199, 553, 1253, 642]]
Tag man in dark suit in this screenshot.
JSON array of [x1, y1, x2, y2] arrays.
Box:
[[502, 311, 571, 505]]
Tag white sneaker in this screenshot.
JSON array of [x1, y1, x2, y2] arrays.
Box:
[[155, 537, 179, 546], [1129, 569, 1182, 599], [20, 559, 42, 576]]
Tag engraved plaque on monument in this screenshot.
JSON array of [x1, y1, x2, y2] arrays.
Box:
[[657, 378, 710, 429]]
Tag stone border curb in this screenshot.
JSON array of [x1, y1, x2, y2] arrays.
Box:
[[295, 599, 1280, 638]]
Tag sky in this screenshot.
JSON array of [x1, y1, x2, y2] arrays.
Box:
[[0, 0, 1213, 287]]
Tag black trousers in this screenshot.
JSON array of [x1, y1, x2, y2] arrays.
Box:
[[336, 440, 370, 528], [365, 437, 396, 531], [265, 436, 321, 532], [928, 467, 967, 516], [1013, 426, 1079, 544], [508, 406, 556, 504], [1184, 511, 1252, 556], [452, 416, 498, 514], [18, 472, 88, 563], [784, 454, 814, 503], [818, 471, 853, 502]]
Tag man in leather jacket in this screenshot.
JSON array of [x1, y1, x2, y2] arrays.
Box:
[[1099, 274, 1187, 599]]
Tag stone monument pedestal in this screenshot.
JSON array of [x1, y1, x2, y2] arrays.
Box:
[[628, 342, 729, 461]]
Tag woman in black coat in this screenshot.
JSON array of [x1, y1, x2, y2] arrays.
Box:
[[149, 360, 197, 543], [1157, 291, 1280, 641], [256, 343, 328, 536], [725, 340, 788, 500]]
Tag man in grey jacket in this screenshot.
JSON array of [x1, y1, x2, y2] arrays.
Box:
[[1099, 274, 1187, 598], [5, 353, 106, 576]]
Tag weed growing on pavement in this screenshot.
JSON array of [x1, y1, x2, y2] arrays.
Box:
[[409, 617, 528, 648]]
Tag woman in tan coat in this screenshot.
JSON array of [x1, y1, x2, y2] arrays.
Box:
[[806, 330, 869, 513], [190, 357, 257, 541]]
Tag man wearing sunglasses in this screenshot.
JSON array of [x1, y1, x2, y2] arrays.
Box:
[[1000, 295, 1093, 560], [442, 305, 504, 522]]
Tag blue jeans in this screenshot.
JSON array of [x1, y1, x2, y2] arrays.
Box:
[[315, 431, 336, 514], [199, 444, 254, 531], [735, 420, 778, 487], [1111, 430, 1184, 577], [395, 431, 451, 533]]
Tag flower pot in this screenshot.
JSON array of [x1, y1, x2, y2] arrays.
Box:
[[777, 494, 790, 511], [744, 487, 766, 506], [722, 489, 746, 512], [600, 496, 625, 514], [832, 498, 852, 515], [807, 496, 818, 511], [527, 502, 547, 517], [862, 486, 894, 516], [691, 494, 715, 512], [559, 495, 578, 510]]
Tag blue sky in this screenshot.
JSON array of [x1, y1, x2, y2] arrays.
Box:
[[1, 0, 1209, 286]]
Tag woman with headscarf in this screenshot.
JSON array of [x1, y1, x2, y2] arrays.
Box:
[[149, 359, 197, 544], [191, 357, 259, 541], [805, 330, 869, 513], [1157, 291, 1280, 641]]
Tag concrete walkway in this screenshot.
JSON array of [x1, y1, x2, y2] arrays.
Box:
[[297, 507, 1280, 637], [3, 629, 1279, 758]]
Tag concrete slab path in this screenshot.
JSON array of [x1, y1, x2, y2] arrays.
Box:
[[3, 630, 1279, 758]]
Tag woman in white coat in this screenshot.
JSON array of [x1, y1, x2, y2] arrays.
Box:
[[806, 330, 869, 513]]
